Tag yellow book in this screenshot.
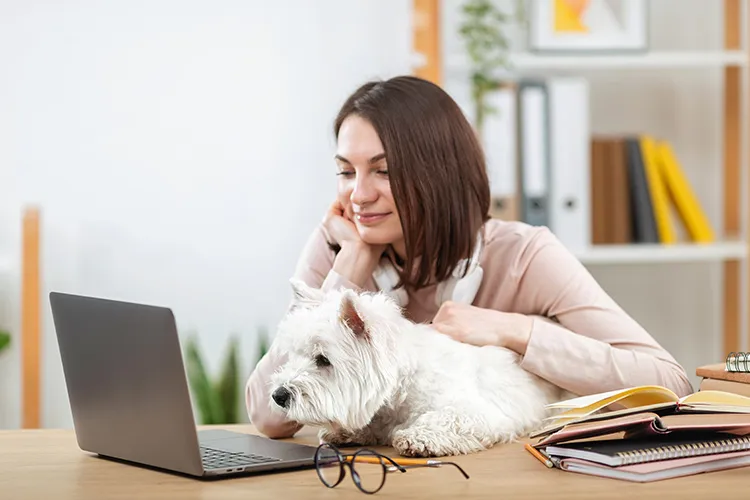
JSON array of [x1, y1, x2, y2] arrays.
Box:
[[531, 385, 750, 438], [639, 136, 677, 244], [656, 140, 715, 243]]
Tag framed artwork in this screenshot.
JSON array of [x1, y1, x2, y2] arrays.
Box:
[[528, 0, 648, 53]]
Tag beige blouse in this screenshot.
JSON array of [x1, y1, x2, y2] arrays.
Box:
[[245, 218, 694, 438]]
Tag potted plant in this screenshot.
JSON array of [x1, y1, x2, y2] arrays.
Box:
[[184, 327, 270, 425], [458, 0, 525, 135], [0, 330, 9, 355]]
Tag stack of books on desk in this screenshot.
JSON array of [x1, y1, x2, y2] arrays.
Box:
[[530, 385, 750, 482], [696, 353, 750, 397]]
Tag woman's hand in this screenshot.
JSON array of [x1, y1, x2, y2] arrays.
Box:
[[431, 302, 534, 355], [322, 200, 361, 247], [322, 200, 386, 287]]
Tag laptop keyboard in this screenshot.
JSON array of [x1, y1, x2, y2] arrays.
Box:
[[200, 445, 281, 469]]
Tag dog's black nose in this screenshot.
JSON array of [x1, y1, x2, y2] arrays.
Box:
[[272, 387, 292, 408]]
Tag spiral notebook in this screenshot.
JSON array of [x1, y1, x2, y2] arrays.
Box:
[[543, 433, 750, 467], [726, 352, 750, 372], [555, 450, 750, 483]]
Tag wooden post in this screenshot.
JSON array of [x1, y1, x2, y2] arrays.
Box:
[[412, 0, 441, 85], [723, 0, 742, 355], [22, 206, 41, 428]]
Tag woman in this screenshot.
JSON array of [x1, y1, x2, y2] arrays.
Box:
[[246, 75, 693, 439]]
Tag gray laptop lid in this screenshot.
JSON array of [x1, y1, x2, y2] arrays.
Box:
[[49, 292, 204, 477]]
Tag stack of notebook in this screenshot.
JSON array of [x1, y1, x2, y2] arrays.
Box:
[[696, 353, 750, 397], [529, 385, 750, 482]]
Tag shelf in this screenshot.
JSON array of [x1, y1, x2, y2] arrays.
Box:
[[445, 50, 748, 73], [574, 241, 747, 265]]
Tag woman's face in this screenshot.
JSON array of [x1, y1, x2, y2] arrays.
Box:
[[335, 114, 404, 252]]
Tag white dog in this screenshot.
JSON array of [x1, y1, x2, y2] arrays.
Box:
[[268, 280, 567, 457]]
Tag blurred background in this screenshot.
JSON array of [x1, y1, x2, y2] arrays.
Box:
[[0, 0, 747, 430]]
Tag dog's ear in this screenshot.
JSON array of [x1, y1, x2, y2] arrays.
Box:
[[339, 291, 369, 341], [289, 278, 325, 310]]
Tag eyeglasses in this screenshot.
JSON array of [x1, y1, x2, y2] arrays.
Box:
[[313, 443, 470, 494]]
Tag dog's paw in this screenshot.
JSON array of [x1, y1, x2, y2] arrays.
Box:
[[318, 427, 354, 446], [391, 428, 459, 458]]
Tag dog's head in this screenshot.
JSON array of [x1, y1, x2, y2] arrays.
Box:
[[268, 279, 404, 432]]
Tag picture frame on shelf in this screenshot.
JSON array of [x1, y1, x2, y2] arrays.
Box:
[[528, 0, 649, 53]]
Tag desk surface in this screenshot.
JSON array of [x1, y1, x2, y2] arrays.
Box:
[[1, 424, 747, 499]]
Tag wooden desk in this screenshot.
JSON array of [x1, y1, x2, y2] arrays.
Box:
[[1, 424, 747, 499]]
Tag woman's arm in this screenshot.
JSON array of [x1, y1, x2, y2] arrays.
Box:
[[433, 226, 694, 398], [245, 225, 379, 438], [512, 228, 694, 397]]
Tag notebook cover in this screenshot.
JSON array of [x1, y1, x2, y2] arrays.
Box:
[[700, 378, 750, 398], [557, 450, 750, 483], [544, 432, 750, 467], [697, 363, 750, 384], [537, 412, 750, 447]]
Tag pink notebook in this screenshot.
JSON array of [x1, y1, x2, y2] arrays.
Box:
[[557, 450, 750, 483], [536, 412, 750, 447]]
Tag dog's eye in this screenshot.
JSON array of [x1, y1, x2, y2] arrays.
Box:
[[315, 354, 331, 368]]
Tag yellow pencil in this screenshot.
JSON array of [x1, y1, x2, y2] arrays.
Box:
[[344, 456, 437, 467], [525, 443, 553, 468]]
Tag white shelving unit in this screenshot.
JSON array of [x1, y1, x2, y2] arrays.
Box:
[[575, 241, 747, 265], [445, 50, 748, 73], [427, 0, 750, 373]]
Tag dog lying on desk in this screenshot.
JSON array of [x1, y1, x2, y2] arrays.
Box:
[[268, 280, 566, 458]]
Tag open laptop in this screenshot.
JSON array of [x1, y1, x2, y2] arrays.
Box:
[[49, 291, 317, 479]]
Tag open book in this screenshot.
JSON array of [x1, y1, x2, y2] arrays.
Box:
[[532, 386, 750, 438]]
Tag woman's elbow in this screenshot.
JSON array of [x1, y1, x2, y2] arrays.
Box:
[[250, 410, 299, 439], [661, 361, 695, 397], [245, 379, 300, 439]]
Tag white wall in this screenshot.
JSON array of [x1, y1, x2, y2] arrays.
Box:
[[0, 0, 413, 429], [441, 0, 731, 390]]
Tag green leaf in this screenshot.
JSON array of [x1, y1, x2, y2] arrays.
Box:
[[0, 331, 10, 353], [458, 0, 524, 134], [184, 336, 222, 425], [256, 326, 270, 362], [215, 335, 240, 424]]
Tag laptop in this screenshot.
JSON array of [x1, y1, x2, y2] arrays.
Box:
[[49, 291, 318, 478]]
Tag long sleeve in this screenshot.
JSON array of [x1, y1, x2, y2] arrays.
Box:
[[513, 228, 694, 398], [245, 225, 364, 438]]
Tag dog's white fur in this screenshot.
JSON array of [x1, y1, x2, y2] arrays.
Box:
[[269, 280, 568, 457]]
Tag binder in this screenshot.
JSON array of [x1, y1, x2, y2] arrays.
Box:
[[517, 80, 550, 227], [624, 137, 659, 243], [547, 77, 590, 252], [639, 135, 677, 244], [656, 140, 715, 243], [483, 83, 519, 221], [606, 137, 633, 243]]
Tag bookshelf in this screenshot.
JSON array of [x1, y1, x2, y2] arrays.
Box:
[[575, 241, 746, 265], [445, 50, 748, 72], [413, 0, 749, 362]]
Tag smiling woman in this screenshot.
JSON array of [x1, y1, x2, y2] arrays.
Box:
[[245, 75, 693, 440], [329, 78, 489, 293]]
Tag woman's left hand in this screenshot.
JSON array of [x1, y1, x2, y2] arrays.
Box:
[[431, 302, 534, 355]]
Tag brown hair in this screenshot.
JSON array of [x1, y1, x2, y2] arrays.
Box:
[[333, 75, 490, 290]]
